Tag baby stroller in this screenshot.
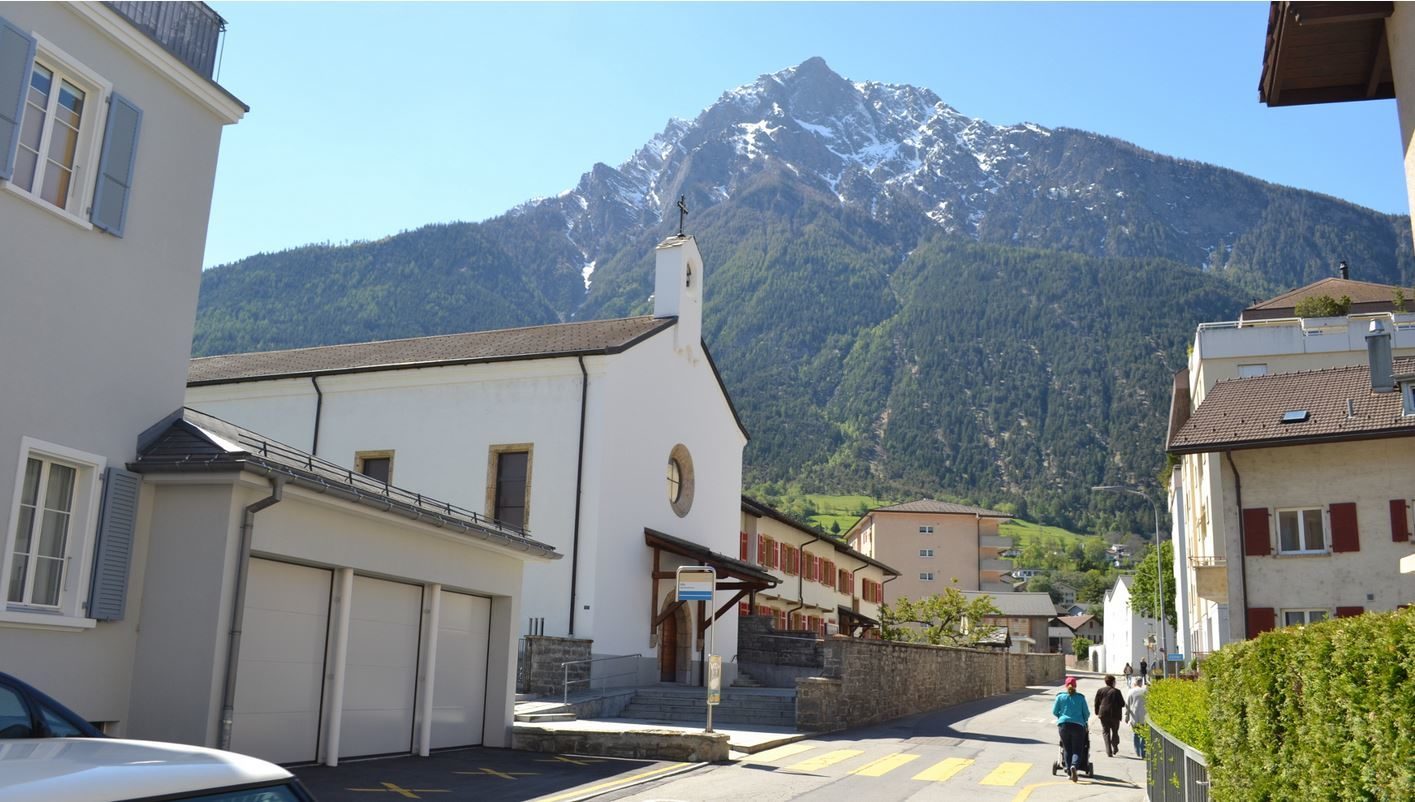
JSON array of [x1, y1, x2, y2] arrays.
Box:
[[1050, 727, 1095, 778]]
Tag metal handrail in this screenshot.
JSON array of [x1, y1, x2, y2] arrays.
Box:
[[561, 653, 643, 703]]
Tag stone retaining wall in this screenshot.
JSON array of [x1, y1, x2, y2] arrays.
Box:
[[796, 638, 1064, 732], [521, 635, 592, 697], [737, 615, 825, 687], [512, 725, 729, 763]]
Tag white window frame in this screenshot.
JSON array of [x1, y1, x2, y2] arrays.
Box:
[[1276, 506, 1327, 555], [1401, 381, 1415, 417], [918, 525, 934, 534], [1281, 608, 1328, 627], [919, 548, 934, 557], [1, 438, 105, 629], [3, 34, 112, 230], [919, 571, 935, 581]]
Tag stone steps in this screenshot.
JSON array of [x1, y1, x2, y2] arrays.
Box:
[[617, 686, 796, 726]]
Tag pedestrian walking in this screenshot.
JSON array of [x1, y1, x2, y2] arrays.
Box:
[[1123, 662, 1133, 684], [1139, 659, 1148, 685], [1125, 677, 1149, 758], [1093, 674, 1125, 757], [1052, 676, 1090, 782]]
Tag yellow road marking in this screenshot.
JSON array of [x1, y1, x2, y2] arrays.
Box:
[[784, 748, 864, 772], [453, 767, 537, 780], [532, 762, 693, 802], [980, 762, 1031, 786], [536, 755, 605, 766], [747, 742, 815, 763], [912, 757, 974, 782], [850, 752, 921, 777], [346, 782, 449, 798]]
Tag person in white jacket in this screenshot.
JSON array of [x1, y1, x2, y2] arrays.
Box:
[[1124, 677, 1149, 758]]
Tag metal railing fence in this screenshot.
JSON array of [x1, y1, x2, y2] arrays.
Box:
[[561, 653, 643, 703], [1147, 719, 1210, 802]]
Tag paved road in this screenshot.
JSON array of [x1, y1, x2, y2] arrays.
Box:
[[601, 676, 1146, 801]]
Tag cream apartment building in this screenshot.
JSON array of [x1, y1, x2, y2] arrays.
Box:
[[845, 499, 1014, 603], [1168, 351, 1415, 649], [740, 496, 898, 636]]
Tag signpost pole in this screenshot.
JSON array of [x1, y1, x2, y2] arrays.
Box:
[[675, 566, 719, 734]]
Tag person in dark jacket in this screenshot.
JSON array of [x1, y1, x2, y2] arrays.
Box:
[[1139, 659, 1148, 684], [1052, 676, 1090, 782], [1093, 674, 1126, 757]]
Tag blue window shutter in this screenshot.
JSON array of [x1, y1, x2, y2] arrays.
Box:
[[0, 15, 36, 182], [88, 467, 140, 621], [90, 92, 142, 237]]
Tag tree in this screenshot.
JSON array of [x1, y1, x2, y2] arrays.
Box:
[[1293, 294, 1351, 318], [880, 583, 1002, 647], [1073, 635, 1092, 658], [1128, 541, 1177, 630]]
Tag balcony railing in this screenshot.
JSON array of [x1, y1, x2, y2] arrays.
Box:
[[1187, 556, 1226, 568], [105, 2, 225, 80], [1147, 720, 1210, 801]]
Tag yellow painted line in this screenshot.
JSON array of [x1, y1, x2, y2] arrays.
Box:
[[911, 757, 974, 782], [453, 767, 537, 780], [346, 782, 449, 798], [850, 752, 921, 777], [980, 762, 1031, 786], [747, 742, 816, 763], [1011, 779, 1074, 801], [784, 748, 864, 772], [531, 762, 693, 802]]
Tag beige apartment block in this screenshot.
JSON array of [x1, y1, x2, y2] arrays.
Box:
[[740, 497, 898, 636], [844, 500, 1014, 604], [1169, 356, 1415, 652]]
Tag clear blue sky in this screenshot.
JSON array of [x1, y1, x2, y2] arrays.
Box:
[[202, 2, 1409, 268]]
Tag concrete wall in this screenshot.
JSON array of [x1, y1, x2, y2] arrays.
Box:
[[1381, 4, 1415, 241], [795, 637, 1063, 732], [0, 0, 237, 729]]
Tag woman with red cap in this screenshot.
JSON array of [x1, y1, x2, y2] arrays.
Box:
[[1052, 676, 1091, 782]]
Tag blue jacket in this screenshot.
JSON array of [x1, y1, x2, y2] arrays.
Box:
[[1053, 689, 1090, 726]]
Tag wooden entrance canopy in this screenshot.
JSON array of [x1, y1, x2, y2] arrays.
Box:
[[645, 527, 778, 647], [1260, 2, 1395, 107], [837, 604, 881, 638]]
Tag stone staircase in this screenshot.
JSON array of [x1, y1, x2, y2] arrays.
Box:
[[731, 670, 765, 688], [617, 685, 797, 728]]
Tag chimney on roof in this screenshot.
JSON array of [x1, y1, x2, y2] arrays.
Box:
[[1366, 319, 1394, 393], [1339, 260, 1350, 280]]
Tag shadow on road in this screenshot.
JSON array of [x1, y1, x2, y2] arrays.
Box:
[[812, 687, 1053, 747]]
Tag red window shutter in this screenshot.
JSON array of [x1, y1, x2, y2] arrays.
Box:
[[806, 554, 816, 582], [1390, 500, 1411, 542], [738, 601, 749, 616], [1242, 508, 1272, 556], [1330, 502, 1359, 553], [1335, 606, 1364, 618], [740, 531, 749, 560], [1247, 607, 1276, 637]]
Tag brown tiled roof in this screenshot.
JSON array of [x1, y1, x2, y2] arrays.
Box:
[[189, 317, 674, 385], [874, 499, 1013, 518], [1241, 277, 1403, 320], [1057, 614, 1096, 631], [1168, 357, 1415, 453], [961, 591, 1056, 618]]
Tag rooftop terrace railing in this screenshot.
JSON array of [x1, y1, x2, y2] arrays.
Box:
[[105, 2, 225, 80]]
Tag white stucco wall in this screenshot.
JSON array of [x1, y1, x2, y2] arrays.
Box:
[[1101, 576, 1176, 675], [1386, 3, 1415, 231]]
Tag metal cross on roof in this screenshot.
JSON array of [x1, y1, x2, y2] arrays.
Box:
[[677, 195, 688, 237]]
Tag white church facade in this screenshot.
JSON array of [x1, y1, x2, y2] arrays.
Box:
[[187, 236, 765, 683]]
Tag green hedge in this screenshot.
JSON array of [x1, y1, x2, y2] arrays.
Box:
[[1147, 677, 1211, 754], [1203, 607, 1414, 801]]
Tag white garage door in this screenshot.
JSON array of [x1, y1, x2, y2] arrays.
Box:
[[431, 591, 491, 748], [340, 576, 423, 758], [231, 560, 332, 764]]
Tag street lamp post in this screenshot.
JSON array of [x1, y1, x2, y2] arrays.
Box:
[[1093, 485, 1166, 679]]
